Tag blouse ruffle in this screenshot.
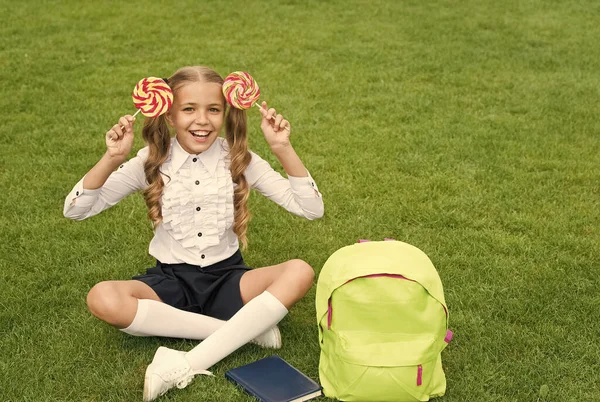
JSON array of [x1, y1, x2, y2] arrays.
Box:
[[160, 142, 234, 250]]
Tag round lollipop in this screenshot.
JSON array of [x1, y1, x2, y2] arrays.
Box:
[[132, 77, 173, 118], [223, 71, 261, 110]]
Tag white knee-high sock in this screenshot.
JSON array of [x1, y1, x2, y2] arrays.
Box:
[[120, 299, 222, 340], [120, 299, 280, 347], [184, 291, 288, 372]]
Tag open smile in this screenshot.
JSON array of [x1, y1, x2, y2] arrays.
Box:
[[190, 130, 211, 138]]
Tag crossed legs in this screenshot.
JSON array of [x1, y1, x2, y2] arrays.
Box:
[[86, 259, 314, 342], [87, 259, 315, 401]]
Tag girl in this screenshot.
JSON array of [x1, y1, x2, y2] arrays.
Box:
[[63, 66, 323, 401]]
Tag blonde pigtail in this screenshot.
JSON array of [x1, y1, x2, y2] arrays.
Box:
[[226, 107, 252, 249], [142, 114, 171, 227]]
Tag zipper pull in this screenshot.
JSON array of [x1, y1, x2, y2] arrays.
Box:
[[417, 364, 423, 386], [327, 298, 332, 329]]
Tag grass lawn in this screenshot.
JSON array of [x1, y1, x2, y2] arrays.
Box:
[[1, 0, 599, 401]]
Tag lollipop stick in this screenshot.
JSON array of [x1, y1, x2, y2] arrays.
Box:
[[254, 103, 290, 131]]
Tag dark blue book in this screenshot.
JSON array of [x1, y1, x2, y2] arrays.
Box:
[[225, 355, 322, 402]]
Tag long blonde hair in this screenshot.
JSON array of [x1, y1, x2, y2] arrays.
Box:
[[142, 66, 252, 248]]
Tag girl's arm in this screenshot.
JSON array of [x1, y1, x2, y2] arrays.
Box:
[[258, 101, 307, 178], [84, 115, 136, 189], [244, 102, 323, 219], [245, 152, 323, 220], [63, 115, 146, 220]]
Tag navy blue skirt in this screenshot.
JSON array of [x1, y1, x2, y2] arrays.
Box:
[[132, 250, 251, 320]]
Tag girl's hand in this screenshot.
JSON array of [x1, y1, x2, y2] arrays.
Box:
[[105, 115, 135, 161], [259, 101, 291, 150]]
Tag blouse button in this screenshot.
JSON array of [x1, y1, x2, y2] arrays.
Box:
[[196, 207, 201, 211], [201, 254, 205, 259], [76, 191, 79, 196], [195, 180, 200, 185], [193, 158, 198, 162], [120, 165, 124, 169], [198, 232, 202, 237]]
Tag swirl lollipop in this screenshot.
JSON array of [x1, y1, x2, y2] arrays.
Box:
[[223, 71, 261, 110], [223, 71, 289, 131], [131, 77, 173, 118]]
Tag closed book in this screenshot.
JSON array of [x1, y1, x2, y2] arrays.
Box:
[[225, 355, 322, 402]]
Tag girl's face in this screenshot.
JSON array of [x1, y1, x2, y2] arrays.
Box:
[[166, 81, 225, 155]]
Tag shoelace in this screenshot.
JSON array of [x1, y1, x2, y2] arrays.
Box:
[[175, 369, 213, 389], [176, 375, 194, 389]]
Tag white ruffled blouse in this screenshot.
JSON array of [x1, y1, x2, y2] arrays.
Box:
[[64, 137, 324, 266]]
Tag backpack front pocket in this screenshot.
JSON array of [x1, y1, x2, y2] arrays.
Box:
[[323, 330, 439, 401]]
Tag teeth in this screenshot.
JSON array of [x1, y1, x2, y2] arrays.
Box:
[[191, 131, 210, 137]]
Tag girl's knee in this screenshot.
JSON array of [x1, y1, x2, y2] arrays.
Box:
[[86, 281, 124, 321], [287, 259, 315, 289]]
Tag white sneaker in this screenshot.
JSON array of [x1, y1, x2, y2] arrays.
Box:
[[250, 325, 282, 349], [143, 347, 212, 402]]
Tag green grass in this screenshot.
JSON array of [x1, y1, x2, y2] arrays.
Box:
[[1, 0, 599, 400]]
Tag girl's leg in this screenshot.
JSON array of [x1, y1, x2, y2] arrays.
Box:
[[184, 259, 314, 368], [86, 280, 279, 345], [86, 280, 161, 328], [143, 259, 315, 401], [238, 259, 316, 308]]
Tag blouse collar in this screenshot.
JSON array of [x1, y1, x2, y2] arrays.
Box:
[[171, 137, 222, 176]]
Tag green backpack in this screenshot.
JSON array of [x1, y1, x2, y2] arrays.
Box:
[[315, 239, 452, 401]]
